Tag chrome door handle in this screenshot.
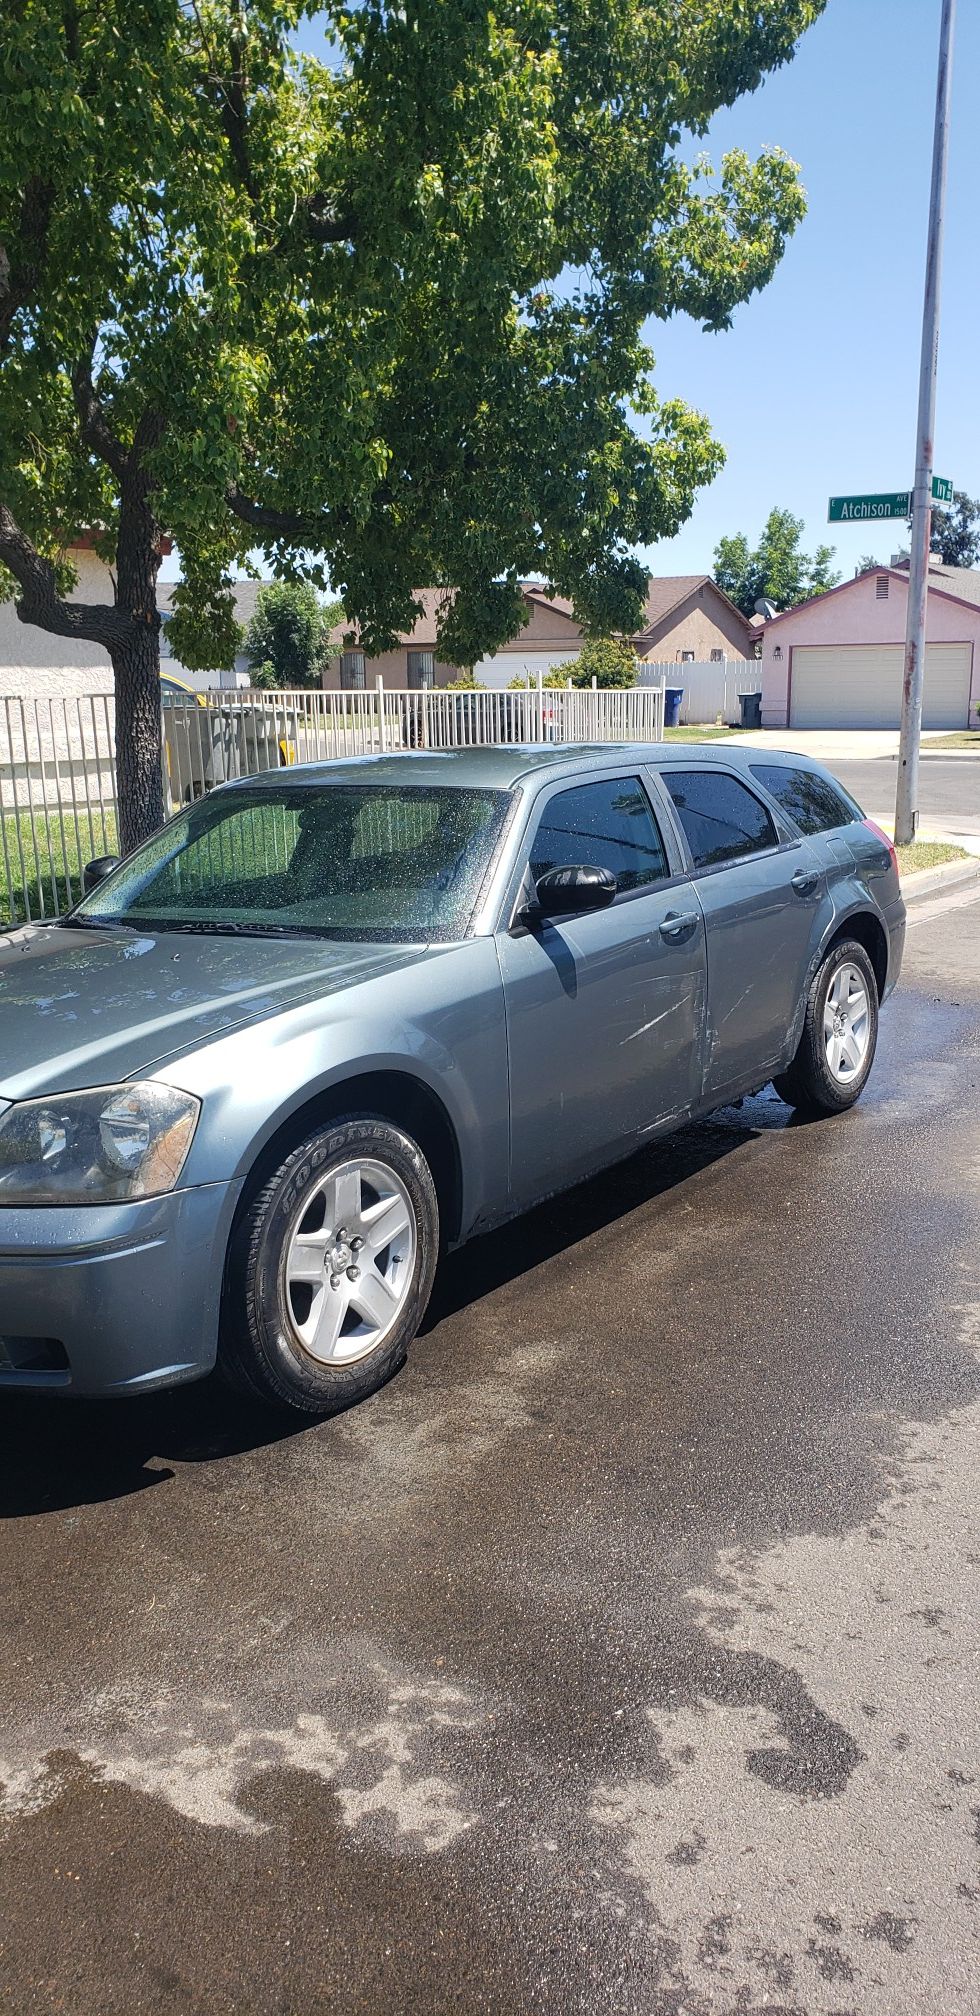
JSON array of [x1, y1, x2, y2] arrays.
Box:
[[659, 910, 698, 942], [791, 869, 819, 895]]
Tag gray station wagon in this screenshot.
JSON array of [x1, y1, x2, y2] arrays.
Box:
[[0, 743, 905, 1414]]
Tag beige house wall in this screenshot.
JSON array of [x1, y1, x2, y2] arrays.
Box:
[[640, 587, 753, 663], [0, 549, 116, 697]]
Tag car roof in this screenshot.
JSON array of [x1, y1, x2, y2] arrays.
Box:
[[221, 741, 824, 796]]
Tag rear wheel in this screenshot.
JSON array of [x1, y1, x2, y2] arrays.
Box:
[[774, 938, 878, 1118], [221, 1116, 439, 1415]]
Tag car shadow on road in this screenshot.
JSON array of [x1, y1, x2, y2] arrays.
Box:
[[0, 1100, 787, 1521]]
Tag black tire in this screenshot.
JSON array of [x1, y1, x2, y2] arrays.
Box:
[[220, 1115, 439, 1416], [773, 938, 879, 1118]]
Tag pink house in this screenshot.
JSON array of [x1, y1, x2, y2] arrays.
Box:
[[760, 561, 980, 730]]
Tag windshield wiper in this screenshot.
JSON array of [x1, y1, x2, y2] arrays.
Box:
[[108, 916, 333, 940]]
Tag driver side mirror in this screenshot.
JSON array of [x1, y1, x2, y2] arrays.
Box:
[[522, 863, 618, 924], [82, 855, 120, 894]]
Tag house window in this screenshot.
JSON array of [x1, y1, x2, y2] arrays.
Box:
[[876, 575, 889, 601], [340, 650, 366, 690], [407, 650, 435, 690], [710, 649, 725, 663], [679, 650, 696, 663]]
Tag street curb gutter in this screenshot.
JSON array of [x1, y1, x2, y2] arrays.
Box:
[[901, 856, 980, 906]]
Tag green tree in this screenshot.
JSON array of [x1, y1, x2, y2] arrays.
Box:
[[931, 490, 980, 568], [714, 508, 841, 615], [569, 637, 638, 689], [244, 582, 341, 690], [1, 0, 821, 849]]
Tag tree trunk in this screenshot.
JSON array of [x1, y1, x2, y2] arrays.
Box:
[[111, 622, 165, 855]]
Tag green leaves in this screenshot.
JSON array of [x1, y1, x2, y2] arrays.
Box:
[[1, 0, 824, 669], [242, 579, 341, 686], [714, 507, 841, 616]]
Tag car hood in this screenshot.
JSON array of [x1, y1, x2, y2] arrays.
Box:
[[0, 923, 443, 1099]]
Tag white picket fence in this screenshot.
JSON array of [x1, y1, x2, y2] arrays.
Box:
[[639, 658, 760, 725], [0, 678, 666, 925]]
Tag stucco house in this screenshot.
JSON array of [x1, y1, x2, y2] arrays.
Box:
[[0, 541, 260, 702], [327, 574, 755, 688], [2, 549, 755, 700], [760, 560, 980, 730]]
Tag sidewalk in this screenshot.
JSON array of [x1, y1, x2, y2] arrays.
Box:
[[717, 727, 973, 761]]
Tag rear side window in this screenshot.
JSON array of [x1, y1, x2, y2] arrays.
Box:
[[664, 769, 777, 869], [530, 777, 668, 893], [749, 764, 861, 836]]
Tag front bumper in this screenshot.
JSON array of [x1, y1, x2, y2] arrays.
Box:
[[0, 1179, 242, 1396]]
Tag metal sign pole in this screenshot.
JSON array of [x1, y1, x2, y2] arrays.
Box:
[[896, 0, 956, 846]]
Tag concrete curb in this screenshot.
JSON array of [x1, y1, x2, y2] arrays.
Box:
[[901, 855, 980, 905]]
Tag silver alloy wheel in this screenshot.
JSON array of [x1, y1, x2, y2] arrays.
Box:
[[823, 961, 871, 1083], [280, 1156, 418, 1366]]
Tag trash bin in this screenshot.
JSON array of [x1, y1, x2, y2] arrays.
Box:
[[739, 690, 762, 729], [664, 687, 684, 728]]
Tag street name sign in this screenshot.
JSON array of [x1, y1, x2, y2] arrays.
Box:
[[828, 476, 953, 523]]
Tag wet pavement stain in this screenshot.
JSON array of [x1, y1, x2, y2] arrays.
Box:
[[1, 911, 980, 2012]]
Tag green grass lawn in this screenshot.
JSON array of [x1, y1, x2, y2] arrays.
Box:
[[922, 731, 980, 752], [894, 839, 968, 879], [1, 808, 118, 927], [662, 724, 742, 741]]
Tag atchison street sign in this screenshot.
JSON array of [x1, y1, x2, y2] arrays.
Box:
[[828, 476, 953, 523]]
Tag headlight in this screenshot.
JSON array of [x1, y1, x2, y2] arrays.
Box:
[[0, 1083, 200, 1206]]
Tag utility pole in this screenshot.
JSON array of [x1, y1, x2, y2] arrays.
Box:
[[895, 0, 956, 845]]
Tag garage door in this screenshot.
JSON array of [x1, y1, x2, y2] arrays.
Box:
[[789, 643, 972, 730]]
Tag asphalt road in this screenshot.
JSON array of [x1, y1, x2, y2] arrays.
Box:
[[2, 887, 980, 2015], [830, 755, 980, 836]]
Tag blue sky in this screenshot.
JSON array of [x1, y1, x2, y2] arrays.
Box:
[[646, 0, 980, 579], [170, 0, 977, 588]]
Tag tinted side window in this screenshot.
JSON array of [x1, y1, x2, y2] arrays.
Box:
[[530, 778, 667, 893], [749, 764, 862, 835], [664, 769, 777, 869]]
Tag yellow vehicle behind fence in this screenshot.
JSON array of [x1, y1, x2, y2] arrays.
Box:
[[160, 677, 295, 808]]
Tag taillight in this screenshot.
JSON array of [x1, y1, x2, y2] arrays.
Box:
[[864, 817, 898, 872]]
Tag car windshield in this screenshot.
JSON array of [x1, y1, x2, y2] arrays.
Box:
[[71, 782, 511, 942]]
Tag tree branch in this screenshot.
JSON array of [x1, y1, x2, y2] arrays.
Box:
[[70, 351, 129, 481], [226, 480, 327, 539], [303, 194, 358, 245], [0, 176, 54, 354], [0, 502, 127, 651]]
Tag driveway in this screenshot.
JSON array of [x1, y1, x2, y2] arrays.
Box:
[[1, 884, 979, 2014], [722, 728, 976, 761]]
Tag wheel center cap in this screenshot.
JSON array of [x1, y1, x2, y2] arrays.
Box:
[[328, 1243, 351, 1274]]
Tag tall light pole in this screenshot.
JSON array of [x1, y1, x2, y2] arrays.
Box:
[[895, 0, 956, 845]]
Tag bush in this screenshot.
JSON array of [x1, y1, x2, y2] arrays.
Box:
[[568, 636, 638, 689]]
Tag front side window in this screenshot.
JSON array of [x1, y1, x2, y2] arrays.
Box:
[[529, 777, 668, 894], [664, 769, 778, 869], [72, 784, 510, 943], [749, 764, 862, 836]]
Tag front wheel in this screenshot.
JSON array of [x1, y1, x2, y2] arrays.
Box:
[[774, 939, 879, 1118], [220, 1116, 440, 1415]]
